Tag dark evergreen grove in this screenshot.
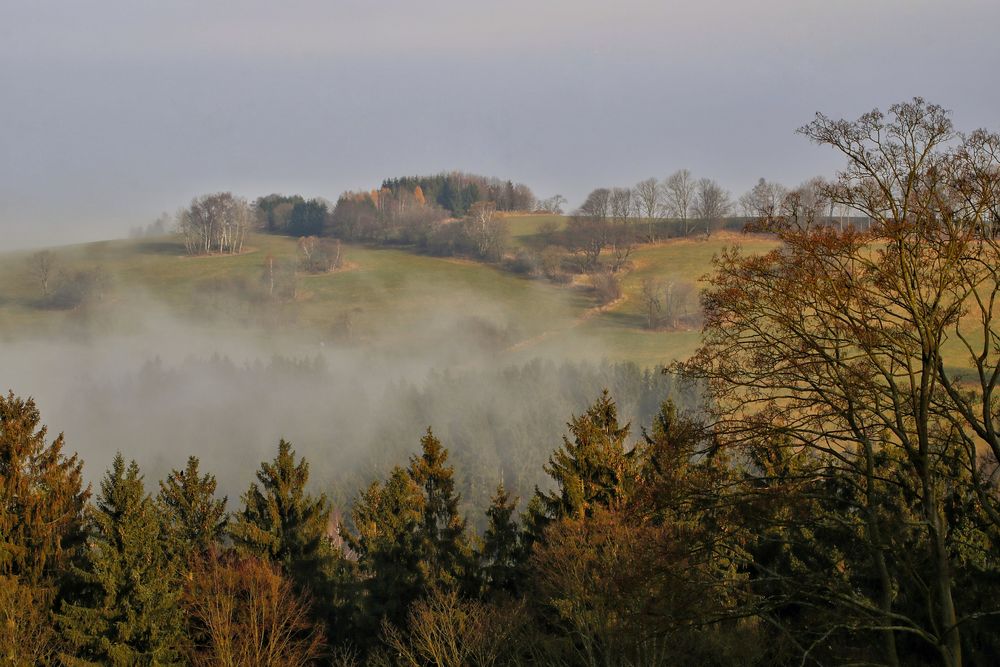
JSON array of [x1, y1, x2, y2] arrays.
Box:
[[2, 381, 998, 666]]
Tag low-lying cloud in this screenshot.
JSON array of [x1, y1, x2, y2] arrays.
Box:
[[0, 284, 692, 521]]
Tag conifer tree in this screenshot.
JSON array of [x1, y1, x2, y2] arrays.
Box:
[[346, 430, 477, 643], [58, 454, 184, 666], [479, 481, 521, 597], [0, 391, 88, 587], [536, 390, 636, 522], [157, 456, 227, 558], [0, 391, 88, 664], [519, 494, 549, 558], [228, 439, 332, 594], [345, 466, 424, 633], [635, 399, 706, 514], [408, 428, 469, 589]]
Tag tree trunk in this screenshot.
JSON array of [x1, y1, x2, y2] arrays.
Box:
[[925, 481, 961, 667]]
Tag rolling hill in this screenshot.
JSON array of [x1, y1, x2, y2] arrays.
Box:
[[0, 218, 780, 368]]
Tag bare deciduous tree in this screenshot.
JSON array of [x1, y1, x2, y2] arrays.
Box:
[[633, 177, 665, 241], [779, 177, 828, 229], [640, 277, 663, 329], [682, 98, 1000, 667], [27, 250, 56, 298], [376, 587, 526, 667], [184, 551, 326, 667], [579, 188, 611, 220], [664, 169, 697, 235], [640, 278, 698, 330], [591, 271, 621, 305], [512, 183, 537, 212], [692, 178, 731, 236], [608, 187, 632, 225], [298, 236, 318, 264], [738, 178, 787, 220], [462, 201, 509, 262], [608, 187, 636, 271], [261, 255, 298, 302], [538, 194, 567, 214], [567, 189, 612, 269], [661, 281, 699, 329], [0, 577, 62, 666], [297, 236, 342, 274]]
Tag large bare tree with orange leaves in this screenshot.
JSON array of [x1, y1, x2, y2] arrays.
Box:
[[682, 99, 1000, 667]]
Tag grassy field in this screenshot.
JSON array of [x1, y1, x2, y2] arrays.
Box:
[[0, 225, 774, 368], [2, 221, 986, 374], [506, 213, 562, 249], [576, 234, 780, 367]]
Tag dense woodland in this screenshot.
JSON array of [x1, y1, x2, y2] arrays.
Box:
[[5, 99, 1000, 665], [248, 172, 534, 241]]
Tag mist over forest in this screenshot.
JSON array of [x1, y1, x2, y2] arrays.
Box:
[[6, 99, 1000, 664], [0, 295, 689, 517], [4, 1, 1000, 664]]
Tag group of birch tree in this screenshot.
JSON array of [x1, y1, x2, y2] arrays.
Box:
[[178, 192, 252, 256]]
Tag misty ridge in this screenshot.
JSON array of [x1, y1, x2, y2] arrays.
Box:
[[4, 93, 1000, 665], [5, 3, 1000, 654], [5, 0, 1000, 664], [6, 98, 1000, 665], [0, 277, 691, 519]]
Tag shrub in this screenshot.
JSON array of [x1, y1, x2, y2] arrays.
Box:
[[591, 272, 621, 305], [45, 268, 111, 310], [505, 249, 539, 276]]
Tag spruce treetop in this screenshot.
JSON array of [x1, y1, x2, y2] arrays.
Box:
[[58, 453, 184, 665], [229, 439, 332, 593], [157, 455, 228, 556], [538, 390, 636, 521], [0, 390, 89, 586]]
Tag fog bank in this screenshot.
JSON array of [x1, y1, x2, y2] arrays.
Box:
[[0, 293, 692, 519]]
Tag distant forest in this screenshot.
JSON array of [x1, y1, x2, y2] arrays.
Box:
[[380, 173, 537, 216], [251, 171, 536, 239]]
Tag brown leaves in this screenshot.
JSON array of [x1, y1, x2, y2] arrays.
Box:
[[184, 550, 326, 667]]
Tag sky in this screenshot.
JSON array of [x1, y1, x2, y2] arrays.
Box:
[[2, 0, 999, 249]]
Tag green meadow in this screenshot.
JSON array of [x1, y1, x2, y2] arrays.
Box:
[[0, 222, 772, 368]]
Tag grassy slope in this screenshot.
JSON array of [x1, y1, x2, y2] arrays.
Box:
[[503, 214, 782, 367], [1, 220, 983, 372], [507, 213, 560, 248], [0, 224, 774, 368], [578, 234, 780, 367]]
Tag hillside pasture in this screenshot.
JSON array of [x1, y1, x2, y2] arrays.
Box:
[[1, 227, 988, 375]]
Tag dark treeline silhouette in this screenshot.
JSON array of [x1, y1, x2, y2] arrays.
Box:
[[3, 375, 998, 664]]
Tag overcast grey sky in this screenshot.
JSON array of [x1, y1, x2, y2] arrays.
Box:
[[2, 0, 998, 249]]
